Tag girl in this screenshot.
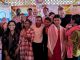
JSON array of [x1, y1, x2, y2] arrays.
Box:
[[18, 19, 34, 60], [2, 21, 20, 60]]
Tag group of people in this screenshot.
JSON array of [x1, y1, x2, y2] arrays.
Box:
[[0, 6, 80, 60]]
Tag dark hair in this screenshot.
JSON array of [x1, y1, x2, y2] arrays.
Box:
[[16, 8, 21, 16], [54, 15, 60, 19], [7, 21, 16, 27], [43, 7, 49, 11], [16, 8, 20, 12], [58, 6, 64, 10], [72, 15, 79, 20], [71, 14, 80, 25], [6, 21, 17, 34], [49, 12, 55, 16], [27, 8, 32, 11], [25, 19, 32, 25], [45, 17, 51, 22], [36, 16, 42, 21]]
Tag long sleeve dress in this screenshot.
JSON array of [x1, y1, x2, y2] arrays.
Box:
[[19, 28, 34, 60], [2, 31, 20, 60]]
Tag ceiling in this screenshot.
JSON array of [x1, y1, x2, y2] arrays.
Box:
[[0, 0, 80, 6]]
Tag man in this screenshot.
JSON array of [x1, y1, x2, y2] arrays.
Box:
[[43, 7, 49, 17], [12, 8, 21, 23], [27, 8, 35, 24], [47, 15, 66, 60], [31, 16, 44, 60], [58, 6, 72, 27]]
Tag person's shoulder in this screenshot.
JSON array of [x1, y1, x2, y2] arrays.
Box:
[[48, 24, 55, 30], [2, 30, 9, 37], [50, 24, 55, 27], [30, 28, 34, 31], [60, 25, 65, 30], [29, 28, 34, 33], [31, 24, 36, 29]]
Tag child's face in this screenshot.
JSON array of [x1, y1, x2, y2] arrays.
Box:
[[54, 18, 61, 26]]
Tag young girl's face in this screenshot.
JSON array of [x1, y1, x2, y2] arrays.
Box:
[[24, 21, 31, 28], [8, 22, 16, 31], [54, 18, 61, 26]]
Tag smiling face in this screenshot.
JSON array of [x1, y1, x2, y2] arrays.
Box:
[[44, 20, 51, 27], [24, 20, 31, 29], [43, 7, 49, 16], [53, 18, 61, 26], [8, 22, 16, 31], [21, 15, 26, 22], [36, 17, 42, 25], [28, 9, 33, 16], [33, 11, 38, 17], [58, 10, 65, 18]]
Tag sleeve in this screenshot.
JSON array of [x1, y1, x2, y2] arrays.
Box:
[[71, 31, 78, 43], [2, 33, 9, 56], [31, 29, 35, 42], [18, 30, 24, 46], [2, 34, 8, 50], [70, 31, 78, 55]]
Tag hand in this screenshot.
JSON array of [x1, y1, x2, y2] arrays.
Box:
[[5, 55, 10, 60], [26, 36, 31, 42], [48, 49, 53, 58], [15, 48, 19, 56]]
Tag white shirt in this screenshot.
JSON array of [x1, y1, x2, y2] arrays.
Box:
[[31, 24, 44, 43]]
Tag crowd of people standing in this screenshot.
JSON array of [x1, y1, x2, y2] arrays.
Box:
[[0, 6, 80, 60]]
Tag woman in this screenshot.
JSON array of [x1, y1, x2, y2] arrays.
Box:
[[66, 15, 80, 60], [2, 21, 20, 60], [49, 12, 55, 23], [18, 19, 34, 60]]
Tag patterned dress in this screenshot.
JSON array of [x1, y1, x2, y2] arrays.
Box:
[[19, 28, 34, 60]]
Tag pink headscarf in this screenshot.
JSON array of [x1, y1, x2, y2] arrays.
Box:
[[47, 24, 65, 58]]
